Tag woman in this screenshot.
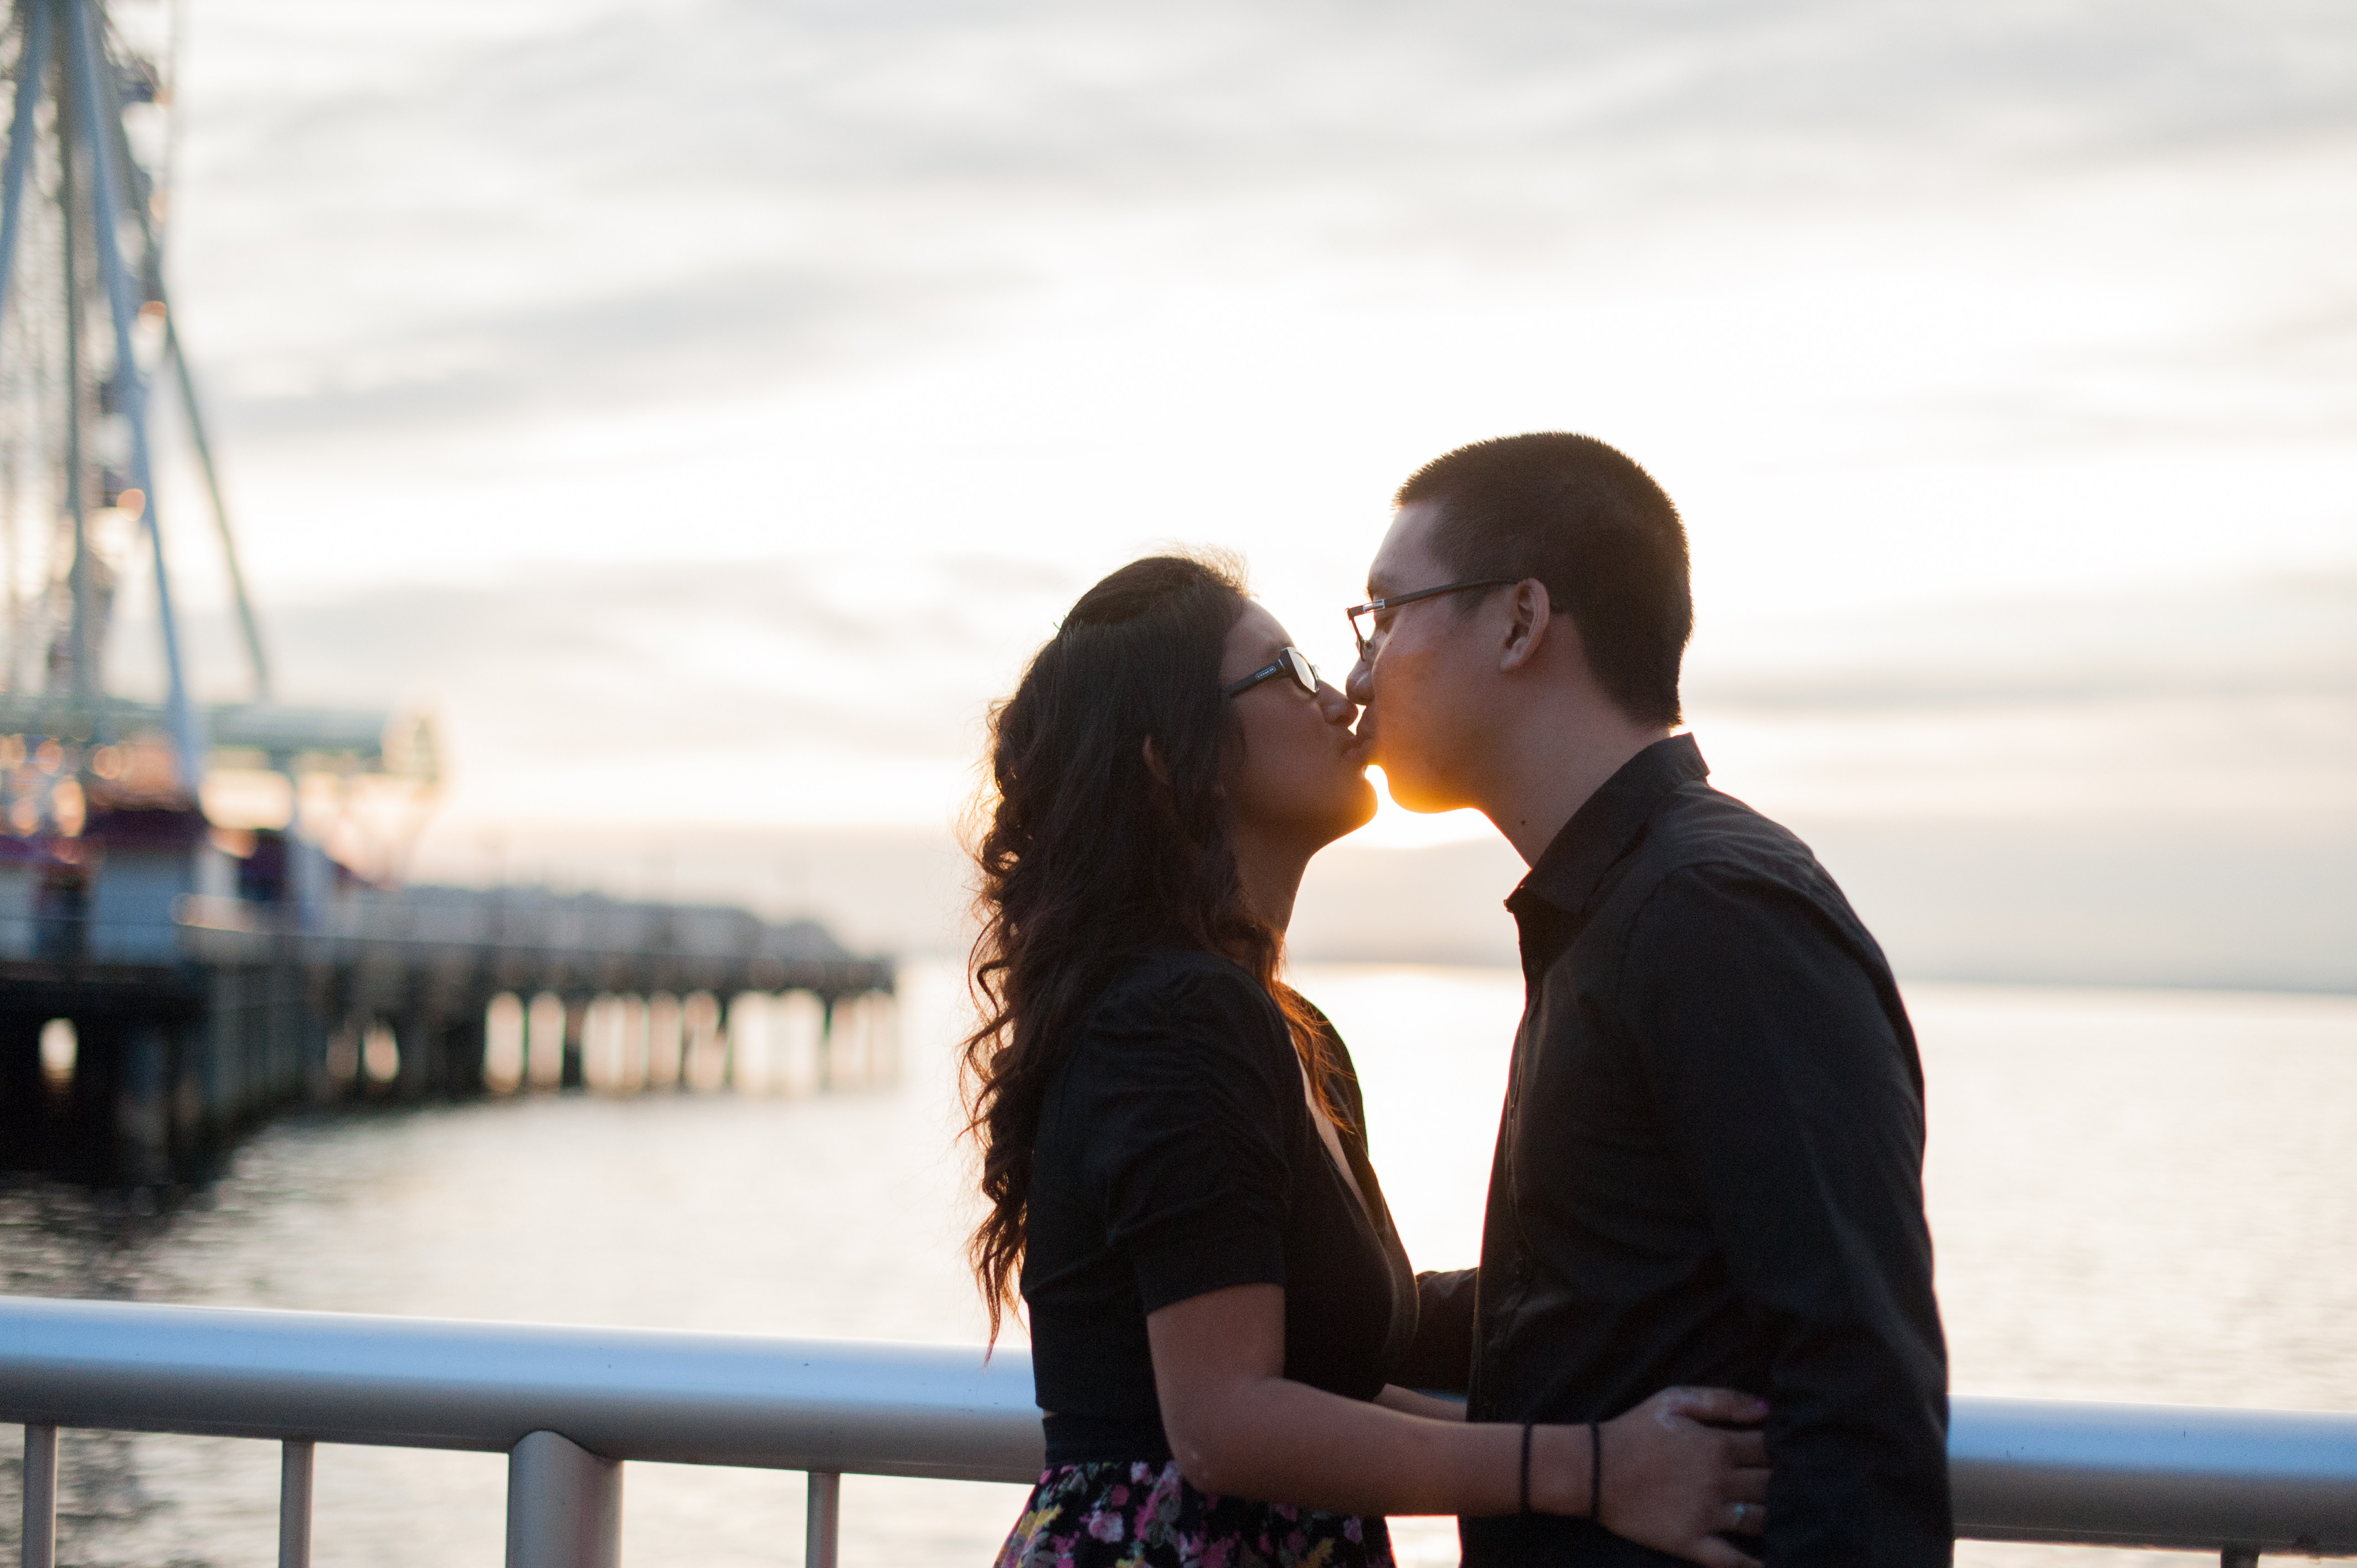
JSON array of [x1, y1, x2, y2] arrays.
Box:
[[964, 554, 1769, 1568]]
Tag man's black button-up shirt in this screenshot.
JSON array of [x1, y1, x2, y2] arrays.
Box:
[[1444, 734, 1951, 1567]]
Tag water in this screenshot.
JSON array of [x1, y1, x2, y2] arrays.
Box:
[[4, 961, 2355, 1568]]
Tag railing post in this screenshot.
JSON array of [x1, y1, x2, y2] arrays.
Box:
[[506, 1430, 621, 1568], [2222, 1550, 2260, 1568], [805, 1471, 840, 1568], [21, 1423, 58, 1568], [279, 1439, 315, 1568]]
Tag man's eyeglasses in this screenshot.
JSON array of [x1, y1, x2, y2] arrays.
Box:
[[1345, 579, 1517, 658], [1224, 647, 1321, 699]]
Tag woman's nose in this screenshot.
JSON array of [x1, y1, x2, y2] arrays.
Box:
[[1315, 681, 1357, 725]]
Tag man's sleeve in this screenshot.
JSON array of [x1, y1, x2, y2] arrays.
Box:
[[1624, 865, 1952, 1567], [1392, 1268, 1478, 1392]]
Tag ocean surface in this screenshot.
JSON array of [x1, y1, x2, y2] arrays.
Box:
[[4, 960, 2355, 1568]]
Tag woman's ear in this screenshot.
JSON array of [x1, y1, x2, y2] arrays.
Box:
[[1141, 735, 1170, 784]]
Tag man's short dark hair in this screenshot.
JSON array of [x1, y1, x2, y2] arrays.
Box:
[[1394, 432, 1691, 728]]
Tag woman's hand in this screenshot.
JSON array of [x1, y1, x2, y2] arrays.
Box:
[[1583, 1387, 1771, 1568]]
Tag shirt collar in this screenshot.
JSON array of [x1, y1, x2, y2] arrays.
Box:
[[1509, 733, 1709, 919]]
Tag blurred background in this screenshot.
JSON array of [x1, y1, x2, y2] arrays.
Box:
[[5, 2, 2355, 1566]]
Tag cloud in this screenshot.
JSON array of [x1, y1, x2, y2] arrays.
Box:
[[97, 554, 2348, 839], [211, 263, 1024, 441], [166, 0, 2357, 460], [110, 554, 1077, 764], [95, 549, 2354, 984], [1687, 569, 2357, 711], [112, 557, 2351, 769], [1288, 811, 2357, 992]]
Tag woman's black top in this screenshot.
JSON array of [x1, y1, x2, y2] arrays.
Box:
[[1022, 948, 1419, 1464]]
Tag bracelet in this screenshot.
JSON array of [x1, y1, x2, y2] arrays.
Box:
[[1518, 1422, 1534, 1515], [1587, 1420, 1603, 1522]]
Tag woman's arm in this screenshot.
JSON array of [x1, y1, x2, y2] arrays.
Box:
[[1149, 1284, 1770, 1568]]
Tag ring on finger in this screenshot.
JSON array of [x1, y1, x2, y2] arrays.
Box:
[[1731, 1501, 1749, 1530]]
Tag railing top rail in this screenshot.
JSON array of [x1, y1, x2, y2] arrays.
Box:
[[3, 1294, 2354, 1553], [0, 1294, 1042, 1482], [1949, 1396, 2357, 1554]]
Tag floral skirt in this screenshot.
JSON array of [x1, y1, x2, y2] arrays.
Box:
[[992, 1459, 1392, 1568]]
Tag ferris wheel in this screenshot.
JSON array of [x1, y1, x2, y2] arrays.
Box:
[[0, 0, 236, 774], [0, 0, 434, 864]]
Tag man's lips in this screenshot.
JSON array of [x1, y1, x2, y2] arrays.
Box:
[[1345, 711, 1376, 764]]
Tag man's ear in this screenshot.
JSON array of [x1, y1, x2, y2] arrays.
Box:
[[1497, 579, 1552, 673]]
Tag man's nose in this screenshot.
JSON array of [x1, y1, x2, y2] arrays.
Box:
[[1345, 655, 1373, 706]]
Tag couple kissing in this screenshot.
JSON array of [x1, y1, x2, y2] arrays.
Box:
[[963, 433, 1950, 1568]]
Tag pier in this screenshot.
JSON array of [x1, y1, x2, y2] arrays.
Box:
[[0, 802, 896, 1186]]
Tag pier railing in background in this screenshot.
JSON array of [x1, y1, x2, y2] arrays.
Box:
[[4, 1296, 2353, 1568]]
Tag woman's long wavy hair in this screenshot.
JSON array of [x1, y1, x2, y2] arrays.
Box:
[[961, 552, 1349, 1345]]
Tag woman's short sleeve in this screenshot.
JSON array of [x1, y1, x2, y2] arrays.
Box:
[[1074, 961, 1298, 1314]]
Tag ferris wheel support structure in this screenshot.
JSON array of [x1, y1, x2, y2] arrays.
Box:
[[0, 0, 281, 791], [0, 0, 47, 326], [58, 0, 197, 782]]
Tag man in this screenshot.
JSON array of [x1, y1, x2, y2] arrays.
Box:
[[1349, 434, 1950, 1566]]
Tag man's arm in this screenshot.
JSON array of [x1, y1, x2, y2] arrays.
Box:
[[1627, 865, 1951, 1567], [1392, 1267, 1479, 1393]]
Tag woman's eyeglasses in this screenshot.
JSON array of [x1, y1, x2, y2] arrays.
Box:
[[1344, 579, 1518, 658], [1224, 647, 1321, 699]]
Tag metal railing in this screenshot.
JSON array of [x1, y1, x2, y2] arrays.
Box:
[[3, 1294, 2354, 1567]]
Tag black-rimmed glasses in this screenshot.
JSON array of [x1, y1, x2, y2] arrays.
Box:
[[1224, 646, 1321, 699], [1344, 578, 1517, 658]]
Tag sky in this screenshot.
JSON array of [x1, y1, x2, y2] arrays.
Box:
[[78, 0, 2357, 983]]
